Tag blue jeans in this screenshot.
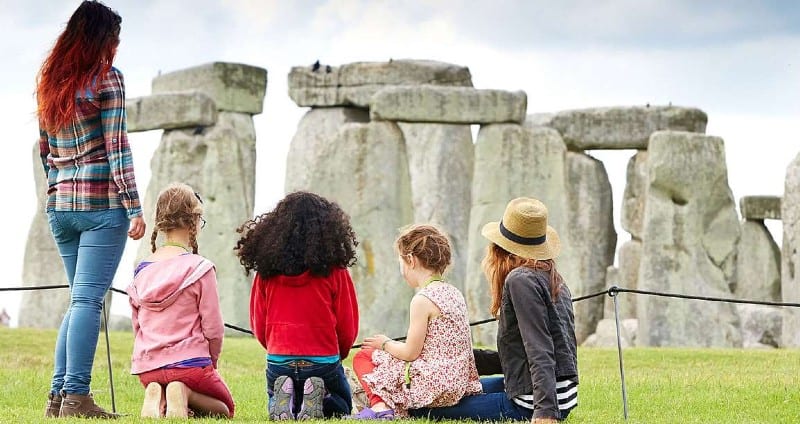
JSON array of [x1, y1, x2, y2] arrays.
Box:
[[266, 361, 352, 417], [47, 209, 128, 395], [409, 376, 534, 421]]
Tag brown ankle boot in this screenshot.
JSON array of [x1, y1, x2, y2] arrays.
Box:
[[60, 392, 119, 419], [44, 392, 62, 418]]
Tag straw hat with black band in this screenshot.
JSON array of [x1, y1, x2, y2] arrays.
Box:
[[481, 197, 561, 260]]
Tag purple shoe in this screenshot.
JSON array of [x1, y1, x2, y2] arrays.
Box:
[[270, 375, 295, 420], [351, 407, 395, 420]]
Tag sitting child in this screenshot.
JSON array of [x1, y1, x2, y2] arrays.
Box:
[[127, 183, 234, 418], [235, 191, 360, 419], [352, 224, 482, 419]]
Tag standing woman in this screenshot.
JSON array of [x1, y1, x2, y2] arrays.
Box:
[[37, 1, 145, 418], [411, 197, 578, 423]]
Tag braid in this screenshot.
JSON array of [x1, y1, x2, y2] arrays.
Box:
[[149, 229, 158, 253], [189, 224, 199, 254]]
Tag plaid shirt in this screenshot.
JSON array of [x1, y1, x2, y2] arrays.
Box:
[[39, 67, 142, 218]]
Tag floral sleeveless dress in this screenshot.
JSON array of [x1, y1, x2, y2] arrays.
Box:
[[363, 283, 482, 416]]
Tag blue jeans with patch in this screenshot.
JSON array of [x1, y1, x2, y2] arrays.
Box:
[[266, 361, 352, 417], [47, 209, 128, 395]]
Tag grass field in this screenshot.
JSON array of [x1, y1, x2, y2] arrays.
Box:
[[0, 327, 798, 423]]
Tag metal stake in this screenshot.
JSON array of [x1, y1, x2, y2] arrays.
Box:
[[610, 286, 629, 420]]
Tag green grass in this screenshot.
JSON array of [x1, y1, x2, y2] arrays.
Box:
[[1, 327, 798, 423]]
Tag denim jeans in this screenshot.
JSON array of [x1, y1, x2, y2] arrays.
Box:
[[266, 361, 352, 417], [47, 209, 128, 395], [409, 376, 534, 421]]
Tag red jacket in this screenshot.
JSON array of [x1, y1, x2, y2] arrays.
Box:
[[249, 267, 359, 360]]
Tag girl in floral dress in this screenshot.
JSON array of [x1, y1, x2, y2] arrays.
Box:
[[351, 224, 482, 419]]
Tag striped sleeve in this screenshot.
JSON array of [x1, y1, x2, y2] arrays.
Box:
[[38, 124, 50, 177], [99, 68, 142, 218]]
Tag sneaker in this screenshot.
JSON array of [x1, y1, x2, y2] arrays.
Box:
[[350, 406, 395, 420], [141, 382, 163, 418], [296, 377, 325, 420], [270, 375, 295, 420]]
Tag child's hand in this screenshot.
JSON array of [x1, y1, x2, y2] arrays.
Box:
[[363, 334, 391, 350]]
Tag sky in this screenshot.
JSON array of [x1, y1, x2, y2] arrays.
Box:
[[1, 0, 798, 326]]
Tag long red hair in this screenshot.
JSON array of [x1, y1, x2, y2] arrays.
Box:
[[36, 1, 121, 133], [482, 243, 563, 317]]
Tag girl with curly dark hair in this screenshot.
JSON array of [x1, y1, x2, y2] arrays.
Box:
[[235, 191, 360, 420]]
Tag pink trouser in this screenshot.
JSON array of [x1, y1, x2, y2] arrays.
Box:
[[138, 366, 235, 417]]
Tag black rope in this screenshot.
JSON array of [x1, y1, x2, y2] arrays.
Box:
[[5, 284, 799, 342], [610, 287, 800, 308]]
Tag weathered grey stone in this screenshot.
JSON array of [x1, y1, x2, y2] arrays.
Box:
[[19, 142, 69, 329], [637, 131, 741, 347], [739, 196, 781, 220], [398, 123, 473, 291], [288, 59, 472, 108], [782, 153, 800, 347], [530, 106, 708, 151], [136, 112, 257, 330], [734, 220, 781, 302], [152, 62, 267, 114], [621, 151, 648, 240], [605, 240, 641, 320], [565, 152, 617, 342], [127, 92, 217, 132], [371, 86, 527, 124], [465, 124, 577, 345], [285, 107, 370, 193], [736, 304, 781, 348], [308, 122, 414, 338], [581, 318, 638, 348]]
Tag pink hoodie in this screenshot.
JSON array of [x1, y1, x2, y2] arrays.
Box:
[[127, 254, 224, 375]]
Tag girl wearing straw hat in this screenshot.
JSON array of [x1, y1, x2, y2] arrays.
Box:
[[410, 197, 578, 423]]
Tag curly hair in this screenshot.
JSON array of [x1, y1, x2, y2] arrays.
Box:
[[235, 191, 358, 277], [396, 224, 452, 275], [149, 182, 204, 254]]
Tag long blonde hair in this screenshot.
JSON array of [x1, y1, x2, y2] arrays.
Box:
[[482, 243, 562, 317], [149, 183, 203, 253]]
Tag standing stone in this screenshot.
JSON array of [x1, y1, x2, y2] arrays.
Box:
[[397, 123, 473, 291], [565, 152, 617, 342], [530, 106, 708, 150], [136, 112, 257, 330], [734, 220, 781, 302], [637, 131, 741, 347], [288, 59, 473, 108], [737, 304, 782, 348], [466, 124, 577, 346], [782, 153, 800, 347], [126, 92, 217, 132], [285, 107, 369, 193], [308, 122, 414, 338], [621, 151, 648, 240], [605, 240, 642, 321], [152, 62, 267, 114], [19, 142, 69, 328]]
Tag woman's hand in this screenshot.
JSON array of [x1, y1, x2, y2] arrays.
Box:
[[128, 216, 146, 240], [363, 334, 391, 351]]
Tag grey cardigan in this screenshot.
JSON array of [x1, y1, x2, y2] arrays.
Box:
[[492, 266, 578, 419]]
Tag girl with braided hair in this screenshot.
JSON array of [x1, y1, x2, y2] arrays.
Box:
[[126, 182, 234, 418]]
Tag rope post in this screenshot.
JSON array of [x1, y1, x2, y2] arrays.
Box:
[[102, 300, 117, 413], [609, 285, 629, 421]]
